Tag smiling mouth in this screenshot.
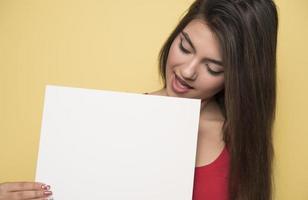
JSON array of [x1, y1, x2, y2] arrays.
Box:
[[175, 74, 194, 89]]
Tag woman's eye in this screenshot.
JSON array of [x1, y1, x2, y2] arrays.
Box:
[[179, 38, 191, 54], [206, 64, 223, 76]]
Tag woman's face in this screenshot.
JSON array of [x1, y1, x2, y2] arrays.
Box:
[[165, 19, 224, 100]]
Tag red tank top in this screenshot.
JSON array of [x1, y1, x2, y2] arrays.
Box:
[[193, 146, 230, 200]]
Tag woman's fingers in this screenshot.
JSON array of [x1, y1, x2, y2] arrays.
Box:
[[9, 190, 52, 200], [0, 182, 45, 192], [0, 182, 52, 200]]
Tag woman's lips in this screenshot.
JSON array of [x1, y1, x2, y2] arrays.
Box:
[[171, 73, 193, 94]]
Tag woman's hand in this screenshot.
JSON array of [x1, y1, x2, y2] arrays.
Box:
[[0, 182, 52, 200]]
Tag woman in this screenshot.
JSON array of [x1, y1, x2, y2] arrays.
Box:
[[0, 0, 278, 199], [150, 0, 278, 199]]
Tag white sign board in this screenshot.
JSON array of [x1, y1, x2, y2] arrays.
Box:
[[36, 85, 201, 200]]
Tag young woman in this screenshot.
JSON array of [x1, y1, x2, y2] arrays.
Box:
[[151, 0, 278, 199], [0, 0, 278, 199]]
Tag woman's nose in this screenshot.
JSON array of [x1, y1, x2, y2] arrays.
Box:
[[180, 59, 198, 80]]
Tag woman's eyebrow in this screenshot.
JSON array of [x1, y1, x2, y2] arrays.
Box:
[[182, 31, 223, 67]]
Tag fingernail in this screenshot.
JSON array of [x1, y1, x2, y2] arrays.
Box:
[[41, 184, 51, 190], [44, 191, 53, 196]]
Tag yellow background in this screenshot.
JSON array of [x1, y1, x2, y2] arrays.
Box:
[[0, 0, 307, 199]]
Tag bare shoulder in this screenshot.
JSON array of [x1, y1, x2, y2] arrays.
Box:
[[195, 99, 226, 167]]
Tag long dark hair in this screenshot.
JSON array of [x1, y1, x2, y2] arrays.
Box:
[[158, 0, 278, 199]]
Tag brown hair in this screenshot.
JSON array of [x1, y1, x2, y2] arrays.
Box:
[[158, 0, 278, 199]]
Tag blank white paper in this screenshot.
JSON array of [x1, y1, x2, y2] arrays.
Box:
[[36, 85, 201, 200]]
